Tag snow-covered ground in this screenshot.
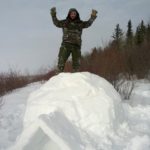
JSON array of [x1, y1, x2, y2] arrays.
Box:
[[0, 82, 42, 150], [0, 72, 150, 150]]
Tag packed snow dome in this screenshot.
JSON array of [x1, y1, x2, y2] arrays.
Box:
[[24, 72, 124, 131], [6, 72, 150, 150]]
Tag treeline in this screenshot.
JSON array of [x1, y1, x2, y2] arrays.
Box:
[[63, 20, 150, 83], [112, 20, 150, 49], [109, 20, 150, 79]]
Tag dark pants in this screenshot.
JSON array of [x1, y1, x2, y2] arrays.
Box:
[[58, 42, 81, 72]]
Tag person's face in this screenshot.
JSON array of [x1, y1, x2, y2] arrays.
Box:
[[70, 11, 77, 20]]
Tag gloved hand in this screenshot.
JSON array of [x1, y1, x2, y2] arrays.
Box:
[[51, 7, 56, 16], [91, 9, 98, 17]]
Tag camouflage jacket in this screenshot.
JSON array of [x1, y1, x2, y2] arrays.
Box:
[[51, 14, 96, 46]]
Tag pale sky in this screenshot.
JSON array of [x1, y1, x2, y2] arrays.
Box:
[[0, 0, 150, 74]]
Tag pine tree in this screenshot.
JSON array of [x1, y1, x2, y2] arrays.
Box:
[[140, 20, 146, 42], [112, 24, 123, 49], [135, 26, 142, 45], [126, 20, 133, 47], [135, 20, 146, 45], [145, 24, 150, 42]]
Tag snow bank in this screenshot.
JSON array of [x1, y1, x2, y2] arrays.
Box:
[[130, 80, 150, 106]]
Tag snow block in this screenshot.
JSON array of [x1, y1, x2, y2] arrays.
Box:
[[24, 111, 84, 150], [11, 110, 84, 150], [39, 111, 84, 150]]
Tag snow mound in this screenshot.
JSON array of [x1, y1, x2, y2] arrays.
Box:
[[24, 72, 124, 131], [10, 72, 125, 150]]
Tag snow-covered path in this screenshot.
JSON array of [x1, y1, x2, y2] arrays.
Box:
[[0, 72, 150, 150]]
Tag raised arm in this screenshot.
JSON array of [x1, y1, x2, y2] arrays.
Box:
[[50, 7, 64, 28], [81, 9, 98, 28]]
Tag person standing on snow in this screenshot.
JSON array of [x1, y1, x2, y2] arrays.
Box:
[[50, 7, 97, 73]]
